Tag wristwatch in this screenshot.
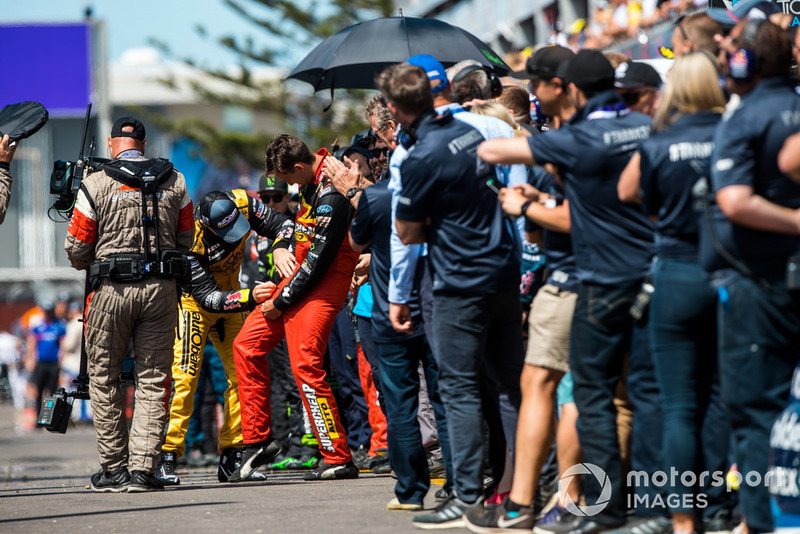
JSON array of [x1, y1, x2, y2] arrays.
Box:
[[345, 187, 362, 200]]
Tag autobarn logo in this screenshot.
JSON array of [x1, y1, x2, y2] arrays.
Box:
[[302, 383, 339, 453], [179, 310, 204, 376]]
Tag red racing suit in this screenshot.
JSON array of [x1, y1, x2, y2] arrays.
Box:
[[233, 149, 360, 464]]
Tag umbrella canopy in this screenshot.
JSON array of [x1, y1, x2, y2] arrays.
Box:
[[286, 16, 510, 91]]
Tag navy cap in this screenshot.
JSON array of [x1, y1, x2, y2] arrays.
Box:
[[511, 45, 575, 80], [197, 191, 250, 244], [558, 49, 615, 94], [407, 54, 449, 93], [111, 116, 146, 141], [614, 61, 663, 89]]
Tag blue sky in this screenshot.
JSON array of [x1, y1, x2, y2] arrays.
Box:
[[4, 1, 289, 67]]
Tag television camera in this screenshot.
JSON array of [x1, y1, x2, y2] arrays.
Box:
[[49, 103, 108, 220]]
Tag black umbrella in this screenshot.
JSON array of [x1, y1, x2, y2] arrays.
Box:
[[286, 16, 510, 91], [0, 101, 49, 142]]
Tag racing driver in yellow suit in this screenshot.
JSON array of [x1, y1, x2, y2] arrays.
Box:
[[156, 189, 295, 485]]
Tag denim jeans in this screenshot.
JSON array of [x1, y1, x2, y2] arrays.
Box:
[[376, 335, 450, 504], [717, 272, 800, 533], [650, 258, 730, 515], [432, 289, 524, 504], [570, 281, 662, 525]]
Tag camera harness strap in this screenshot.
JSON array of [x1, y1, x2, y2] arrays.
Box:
[[90, 158, 188, 281]]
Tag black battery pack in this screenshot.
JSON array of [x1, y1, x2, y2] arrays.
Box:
[[37, 388, 73, 434]]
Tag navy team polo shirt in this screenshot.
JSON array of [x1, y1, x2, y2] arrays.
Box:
[[527, 90, 654, 285], [639, 111, 721, 261], [350, 180, 424, 343], [711, 77, 800, 281], [397, 113, 519, 295]]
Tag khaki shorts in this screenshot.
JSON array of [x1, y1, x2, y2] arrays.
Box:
[[525, 284, 577, 373]]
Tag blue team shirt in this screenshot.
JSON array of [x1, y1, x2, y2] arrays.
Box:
[[350, 180, 423, 342], [711, 77, 800, 280], [639, 112, 721, 261], [397, 113, 520, 295], [527, 167, 578, 292], [31, 320, 66, 364], [527, 90, 654, 285]]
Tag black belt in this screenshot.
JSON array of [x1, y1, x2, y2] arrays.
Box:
[[90, 252, 189, 283]]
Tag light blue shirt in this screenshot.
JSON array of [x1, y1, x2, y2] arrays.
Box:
[[387, 104, 526, 304]]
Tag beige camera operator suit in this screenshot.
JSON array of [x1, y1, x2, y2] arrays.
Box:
[[65, 117, 194, 492]]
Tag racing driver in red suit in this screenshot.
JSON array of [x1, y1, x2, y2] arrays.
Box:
[[230, 134, 361, 482]]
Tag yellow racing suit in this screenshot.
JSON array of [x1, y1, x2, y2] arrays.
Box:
[[163, 189, 293, 457]]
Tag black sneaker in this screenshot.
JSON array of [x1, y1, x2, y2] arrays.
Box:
[[435, 487, 452, 503], [155, 451, 180, 486], [702, 510, 732, 534], [226, 440, 282, 483], [413, 494, 483, 530], [90, 467, 130, 493], [128, 470, 165, 492], [302, 461, 359, 481], [427, 457, 447, 479], [604, 517, 673, 534], [352, 445, 371, 470], [464, 496, 535, 533]]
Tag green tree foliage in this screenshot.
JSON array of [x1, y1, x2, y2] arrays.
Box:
[[148, 0, 394, 169]]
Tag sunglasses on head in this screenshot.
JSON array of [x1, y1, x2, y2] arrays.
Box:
[[260, 193, 285, 203]]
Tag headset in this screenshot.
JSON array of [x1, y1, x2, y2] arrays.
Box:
[[728, 18, 765, 82], [451, 64, 504, 99], [396, 110, 438, 150]]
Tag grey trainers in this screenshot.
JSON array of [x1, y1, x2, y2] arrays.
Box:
[[464, 496, 535, 533], [90, 467, 130, 493], [413, 494, 483, 530]]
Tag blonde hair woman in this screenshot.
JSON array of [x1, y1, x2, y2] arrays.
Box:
[[618, 51, 731, 534], [469, 101, 531, 137]]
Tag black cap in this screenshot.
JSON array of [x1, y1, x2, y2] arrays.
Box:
[[511, 45, 575, 80], [614, 61, 663, 89], [557, 49, 615, 94], [196, 191, 251, 244], [258, 175, 289, 193], [111, 116, 146, 141]]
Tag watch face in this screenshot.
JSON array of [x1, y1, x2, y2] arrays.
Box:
[[346, 187, 361, 199]]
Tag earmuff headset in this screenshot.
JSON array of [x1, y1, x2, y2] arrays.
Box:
[[451, 64, 504, 99], [396, 110, 438, 150], [728, 18, 764, 82]]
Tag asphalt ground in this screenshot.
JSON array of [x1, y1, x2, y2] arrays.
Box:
[[0, 403, 457, 534]]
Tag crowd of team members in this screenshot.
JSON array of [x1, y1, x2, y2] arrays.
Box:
[[263, 10, 798, 534], [34, 5, 800, 533]]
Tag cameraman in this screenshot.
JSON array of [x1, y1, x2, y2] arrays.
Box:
[[65, 117, 195, 493], [0, 134, 18, 224]]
